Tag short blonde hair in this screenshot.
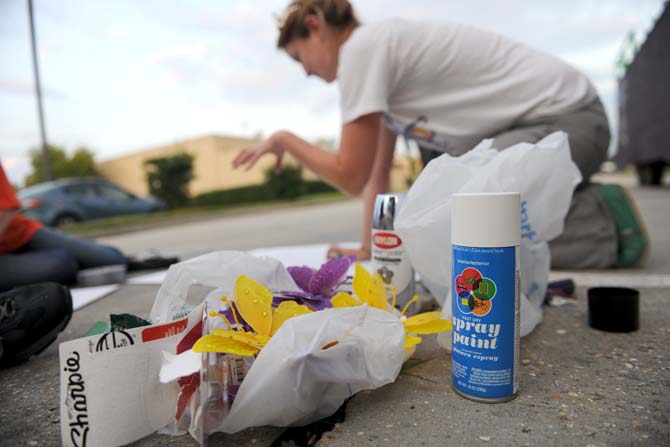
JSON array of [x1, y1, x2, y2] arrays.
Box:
[[276, 0, 359, 48]]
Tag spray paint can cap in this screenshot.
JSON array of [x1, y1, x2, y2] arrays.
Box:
[[452, 192, 521, 247]]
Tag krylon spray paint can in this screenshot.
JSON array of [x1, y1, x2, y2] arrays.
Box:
[[371, 193, 415, 310], [451, 192, 520, 402]]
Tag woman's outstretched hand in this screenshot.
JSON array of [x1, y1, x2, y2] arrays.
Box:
[[326, 244, 371, 262], [232, 131, 288, 173]]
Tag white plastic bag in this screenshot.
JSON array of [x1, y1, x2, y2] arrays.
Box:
[[150, 251, 298, 324], [395, 131, 581, 337], [218, 305, 404, 432], [155, 251, 405, 436]]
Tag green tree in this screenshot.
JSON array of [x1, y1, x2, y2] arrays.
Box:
[[27, 145, 98, 185], [264, 164, 305, 199], [144, 152, 194, 209], [69, 147, 98, 177], [615, 30, 638, 79]]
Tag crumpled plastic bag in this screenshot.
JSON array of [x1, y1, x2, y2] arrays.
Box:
[[150, 251, 298, 324], [218, 305, 404, 432], [395, 131, 581, 337], [155, 251, 405, 436]]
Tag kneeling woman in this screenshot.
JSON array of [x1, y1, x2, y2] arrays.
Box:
[[233, 0, 642, 269]]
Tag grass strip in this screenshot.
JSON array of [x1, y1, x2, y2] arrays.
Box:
[[61, 192, 346, 238]]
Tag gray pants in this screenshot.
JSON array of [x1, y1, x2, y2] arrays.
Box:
[[420, 97, 618, 268]]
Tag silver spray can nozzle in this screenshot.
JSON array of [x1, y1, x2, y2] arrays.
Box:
[[372, 193, 406, 230]]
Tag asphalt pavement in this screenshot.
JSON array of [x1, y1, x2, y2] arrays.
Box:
[[0, 180, 668, 447]]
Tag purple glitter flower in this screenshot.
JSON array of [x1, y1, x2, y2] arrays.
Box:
[[283, 256, 355, 310], [273, 291, 333, 311], [288, 256, 354, 295]]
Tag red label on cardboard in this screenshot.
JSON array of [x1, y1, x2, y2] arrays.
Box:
[[141, 319, 188, 342]]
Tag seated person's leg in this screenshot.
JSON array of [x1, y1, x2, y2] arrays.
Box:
[[0, 249, 78, 292], [22, 227, 127, 269]]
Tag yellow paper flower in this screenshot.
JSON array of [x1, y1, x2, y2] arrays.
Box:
[[351, 262, 387, 310], [193, 264, 452, 359], [193, 275, 313, 356], [331, 263, 452, 350]]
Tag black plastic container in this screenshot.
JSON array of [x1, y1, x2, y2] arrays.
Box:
[[588, 287, 640, 332]]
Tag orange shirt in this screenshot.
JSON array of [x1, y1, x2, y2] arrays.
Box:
[[0, 163, 42, 253]]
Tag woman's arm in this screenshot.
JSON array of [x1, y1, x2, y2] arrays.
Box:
[[233, 113, 382, 196], [327, 123, 396, 260]]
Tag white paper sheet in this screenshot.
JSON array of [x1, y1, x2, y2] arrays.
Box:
[[249, 242, 371, 276], [126, 242, 400, 285], [71, 285, 120, 311], [549, 271, 670, 288], [126, 270, 169, 285], [127, 243, 371, 286]]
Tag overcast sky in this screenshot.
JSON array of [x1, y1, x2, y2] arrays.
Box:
[[0, 0, 665, 185]]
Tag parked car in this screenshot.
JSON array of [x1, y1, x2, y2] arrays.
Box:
[[18, 178, 164, 226]]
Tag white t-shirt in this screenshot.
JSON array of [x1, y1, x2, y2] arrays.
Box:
[[337, 19, 597, 153]]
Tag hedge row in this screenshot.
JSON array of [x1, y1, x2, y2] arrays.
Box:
[[304, 180, 337, 195], [191, 180, 337, 208]]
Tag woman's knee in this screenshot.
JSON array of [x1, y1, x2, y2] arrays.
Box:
[[564, 101, 611, 179], [92, 245, 128, 267]]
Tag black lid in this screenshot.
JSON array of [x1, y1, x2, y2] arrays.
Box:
[[588, 287, 639, 332]]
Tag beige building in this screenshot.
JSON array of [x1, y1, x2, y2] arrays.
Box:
[[97, 134, 419, 197]]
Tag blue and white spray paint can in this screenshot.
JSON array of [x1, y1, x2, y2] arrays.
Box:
[[451, 192, 520, 403]]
